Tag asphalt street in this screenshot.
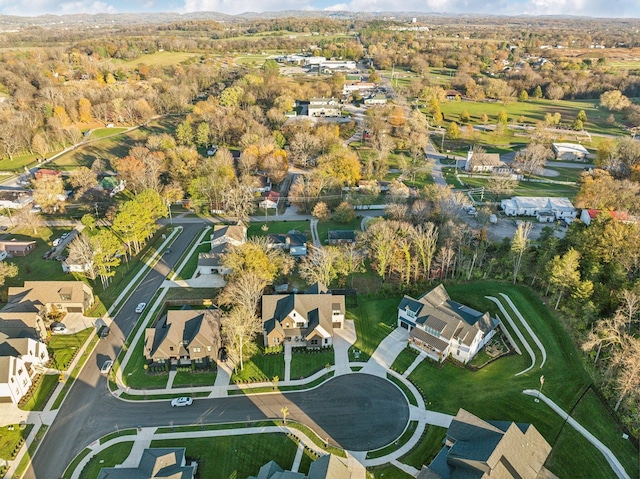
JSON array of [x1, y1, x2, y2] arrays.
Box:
[[24, 222, 409, 478]]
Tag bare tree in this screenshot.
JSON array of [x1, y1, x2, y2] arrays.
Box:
[[412, 222, 439, 281], [218, 271, 267, 313], [66, 233, 96, 280], [514, 143, 552, 177], [222, 306, 262, 373], [222, 179, 256, 223], [15, 207, 43, 234], [611, 337, 640, 411], [511, 221, 533, 284], [299, 246, 341, 286], [619, 289, 640, 332], [32, 175, 66, 213]]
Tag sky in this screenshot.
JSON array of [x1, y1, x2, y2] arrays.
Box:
[[0, 0, 638, 18]]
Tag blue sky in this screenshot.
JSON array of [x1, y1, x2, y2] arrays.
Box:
[[0, 0, 638, 18]]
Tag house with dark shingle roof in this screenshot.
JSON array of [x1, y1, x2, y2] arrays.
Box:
[[418, 409, 552, 479], [262, 283, 344, 349], [197, 222, 247, 275], [144, 308, 222, 366], [249, 454, 350, 479], [267, 231, 308, 257], [97, 447, 196, 479], [398, 284, 499, 364], [327, 230, 356, 245]]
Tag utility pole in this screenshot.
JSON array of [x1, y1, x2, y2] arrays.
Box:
[[167, 201, 173, 225]]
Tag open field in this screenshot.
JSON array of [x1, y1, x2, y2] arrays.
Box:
[[113, 51, 200, 67], [404, 282, 638, 478], [437, 98, 628, 136]]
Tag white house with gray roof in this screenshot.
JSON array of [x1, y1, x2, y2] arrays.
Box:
[[500, 196, 577, 223], [0, 333, 49, 404], [398, 285, 499, 364], [196, 222, 247, 275]]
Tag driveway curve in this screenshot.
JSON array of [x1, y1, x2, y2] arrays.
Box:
[[26, 374, 408, 478]]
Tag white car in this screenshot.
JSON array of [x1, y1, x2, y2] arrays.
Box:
[[52, 324, 67, 334], [171, 397, 193, 407], [100, 360, 113, 375], [135, 302, 146, 313], [52, 238, 62, 247]]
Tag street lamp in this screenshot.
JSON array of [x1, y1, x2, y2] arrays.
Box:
[[167, 201, 173, 225]]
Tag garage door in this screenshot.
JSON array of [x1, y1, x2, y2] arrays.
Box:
[[67, 306, 82, 313]]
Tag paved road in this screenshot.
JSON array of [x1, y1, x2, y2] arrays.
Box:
[[25, 222, 409, 478]]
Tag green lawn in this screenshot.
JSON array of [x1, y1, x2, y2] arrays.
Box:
[[370, 464, 414, 479], [232, 349, 285, 383], [172, 370, 217, 388], [406, 281, 639, 478], [457, 174, 579, 200], [400, 425, 448, 470], [437, 98, 627, 136], [49, 329, 94, 370], [248, 220, 311, 238], [78, 441, 134, 479], [0, 424, 33, 461], [347, 295, 402, 362], [88, 127, 128, 139], [19, 374, 59, 411], [150, 434, 306, 478], [367, 421, 419, 459], [290, 348, 335, 379], [390, 348, 420, 375], [173, 242, 209, 281], [121, 331, 169, 390]]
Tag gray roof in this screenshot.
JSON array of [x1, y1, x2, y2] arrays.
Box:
[[198, 242, 228, 267], [250, 455, 349, 479], [4, 281, 92, 313], [97, 448, 195, 479], [422, 409, 552, 479], [328, 230, 355, 241], [211, 223, 246, 245], [401, 285, 497, 347], [145, 308, 222, 361]]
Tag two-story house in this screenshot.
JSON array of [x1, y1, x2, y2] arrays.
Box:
[[398, 284, 499, 364], [0, 333, 50, 404], [262, 283, 345, 349]]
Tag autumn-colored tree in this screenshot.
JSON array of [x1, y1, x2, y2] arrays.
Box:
[[312, 202, 331, 221], [32, 174, 65, 213], [78, 98, 92, 123]]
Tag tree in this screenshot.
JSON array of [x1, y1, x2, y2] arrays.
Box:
[[531, 85, 543, 99], [511, 221, 533, 284], [312, 202, 331, 222], [91, 229, 123, 289], [572, 119, 584, 131], [222, 237, 294, 284], [196, 122, 210, 148], [548, 248, 582, 309], [0, 262, 18, 287], [222, 305, 262, 372], [78, 97, 92, 123], [518, 90, 529, 102], [32, 174, 65, 213], [334, 243, 365, 287], [15, 208, 42, 234], [333, 201, 356, 223], [611, 337, 640, 411], [316, 146, 361, 187], [218, 271, 267, 313], [600, 90, 631, 111], [412, 222, 439, 281], [176, 121, 194, 146], [497, 110, 508, 125], [113, 199, 155, 255], [513, 143, 552, 177], [299, 246, 341, 286], [577, 109, 588, 123], [66, 233, 96, 280], [81, 214, 96, 230], [446, 121, 460, 140], [459, 110, 471, 123], [223, 179, 257, 223], [68, 167, 98, 199]]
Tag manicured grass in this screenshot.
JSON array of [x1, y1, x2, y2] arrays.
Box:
[[172, 370, 217, 387], [99, 429, 137, 445], [401, 425, 448, 470], [280, 420, 346, 457], [0, 151, 53, 172], [122, 333, 169, 389], [61, 448, 91, 479], [150, 434, 304, 478], [347, 295, 402, 361], [232, 350, 285, 383], [0, 424, 33, 461], [12, 425, 47, 479], [78, 441, 134, 479], [164, 287, 220, 301], [370, 464, 414, 479], [367, 421, 419, 459], [88, 127, 129, 139], [289, 348, 335, 379], [390, 348, 420, 375], [248, 220, 311, 237], [452, 173, 579, 200], [49, 329, 93, 370], [438, 98, 627, 136], [157, 421, 277, 434], [19, 374, 59, 411], [406, 281, 638, 478], [174, 242, 209, 281], [387, 374, 418, 407], [52, 334, 100, 409]]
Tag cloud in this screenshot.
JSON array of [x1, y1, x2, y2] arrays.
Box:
[[0, 0, 117, 15], [181, 0, 314, 14], [323, 3, 348, 10]]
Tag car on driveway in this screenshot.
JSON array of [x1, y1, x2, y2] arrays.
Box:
[[171, 397, 193, 407], [52, 324, 67, 334], [135, 302, 146, 313], [100, 360, 113, 375], [99, 326, 110, 339], [61, 232, 69, 239], [52, 238, 62, 247]]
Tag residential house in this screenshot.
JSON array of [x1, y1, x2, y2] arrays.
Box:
[[500, 196, 577, 223], [0, 281, 94, 340], [328, 230, 356, 245], [97, 448, 196, 479], [445, 89, 463, 100], [99, 176, 126, 197], [0, 333, 50, 404], [397, 284, 500, 364], [262, 283, 345, 349], [363, 93, 387, 105], [267, 231, 308, 257], [0, 240, 36, 257], [307, 98, 341, 117], [342, 82, 376, 95], [0, 190, 33, 210], [464, 149, 511, 174], [34, 168, 62, 181], [62, 259, 93, 275], [552, 142, 589, 161], [418, 409, 552, 479], [260, 191, 280, 210], [144, 308, 222, 366], [196, 222, 247, 275], [252, 174, 272, 193], [580, 209, 633, 226], [250, 454, 350, 479]]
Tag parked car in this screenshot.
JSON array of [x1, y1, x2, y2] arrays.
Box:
[[52, 238, 62, 247], [100, 360, 113, 375], [171, 397, 193, 407], [52, 324, 67, 334], [99, 326, 110, 339], [135, 302, 146, 313], [163, 248, 172, 255]]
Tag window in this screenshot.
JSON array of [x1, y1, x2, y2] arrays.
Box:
[[169, 346, 174, 351], [207, 346, 212, 351], [192, 347, 201, 353], [311, 339, 318, 345], [324, 338, 328, 345]]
